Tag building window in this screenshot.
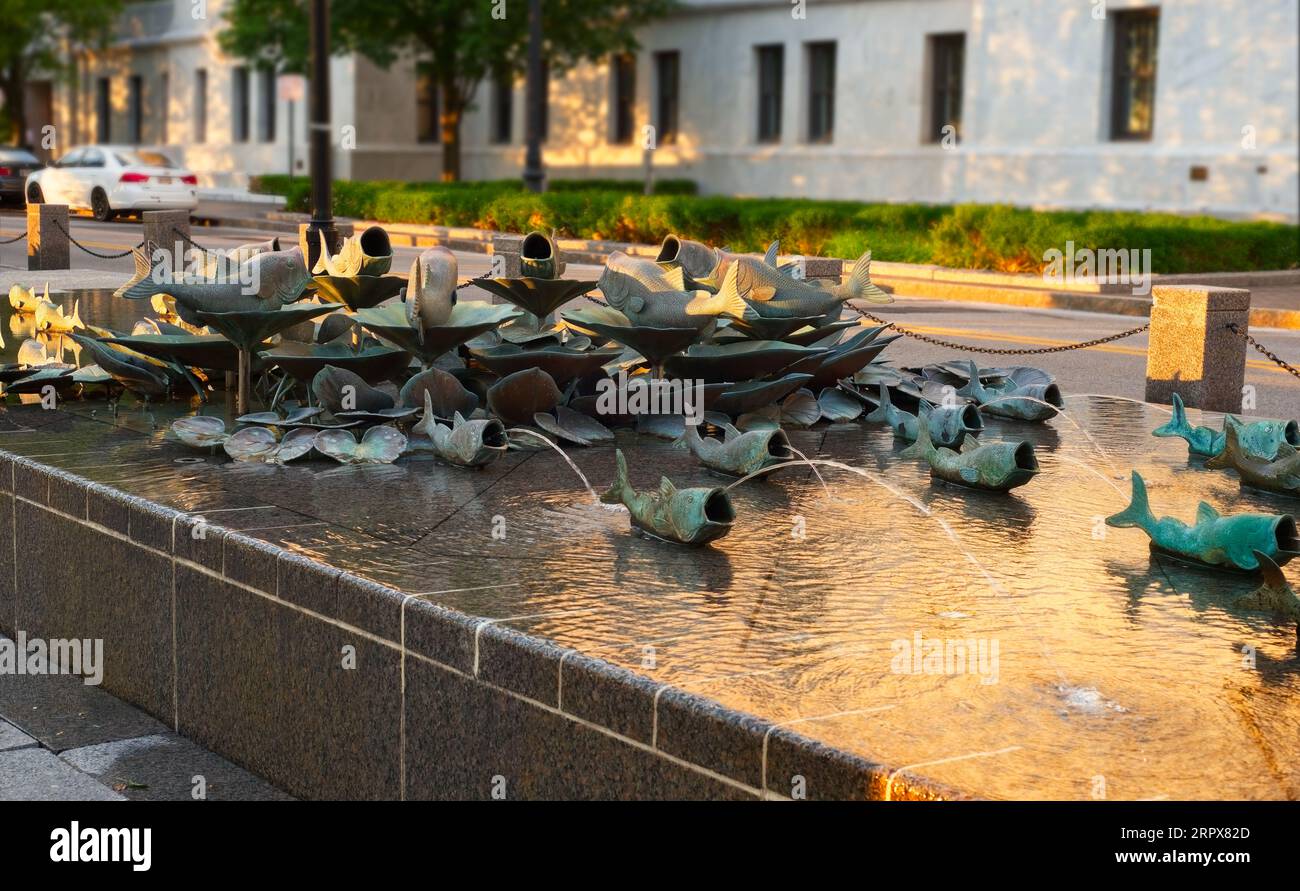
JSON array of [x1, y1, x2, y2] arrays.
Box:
[[1110, 8, 1159, 140], [258, 67, 276, 142], [756, 44, 783, 143], [611, 52, 636, 144], [160, 72, 169, 144], [95, 78, 110, 143], [416, 62, 439, 143], [806, 42, 835, 143], [928, 33, 964, 143], [233, 66, 250, 142], [194, 69, 207, 143], [492, 72, 513, 144], [654, 51, 679, 144]]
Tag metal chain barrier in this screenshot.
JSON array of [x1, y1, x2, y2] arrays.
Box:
[[456, 275, 491, 291], [0, 230, 25, 245], [1226, 322, 1300, 381], [171, 226, 216, 255], [52, 218, 143, 260], [855, 309, 1149, 356]]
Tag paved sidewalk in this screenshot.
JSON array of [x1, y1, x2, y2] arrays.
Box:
[[0, 636, 292, 801]]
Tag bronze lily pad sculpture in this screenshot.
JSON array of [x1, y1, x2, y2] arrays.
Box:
[[398, 367, 479, 415], [1106, 471, 1300, 571], [101, 332, 255, 374], [310, 273, 406, 311], [172, 415, 229, 448], [411, 393, 508, 468], [468, 342, 623, 386], [263, 339, 411, 385], [68, 334, 176, 401], [533, 405, 614, 446], [600, 449, 735, 547], [311, 365, 396, 415], [486, 367, 563, 426], [315, 426, 407, 464], [801, 326, 902, 389], [474, 278, 599, 329], [710, 374, 814, 417], [354, 300, 521, 369], [224, 426, 318, 464], [664, 340, 826, 384], [561, 304, 699, 375]]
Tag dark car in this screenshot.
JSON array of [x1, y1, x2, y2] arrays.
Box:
[[0, 147, 42, 203]]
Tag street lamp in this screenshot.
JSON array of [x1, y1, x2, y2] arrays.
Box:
[[305, 0, 339, 268], [522, 0, 545, 193]]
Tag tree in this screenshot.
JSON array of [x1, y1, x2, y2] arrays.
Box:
[[0, 0, 123, 145], [220, 0, 677, 182]]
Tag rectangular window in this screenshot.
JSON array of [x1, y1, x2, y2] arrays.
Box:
[[416, 61, 439, 143], [127, 75, 143, 144], [233, 66, 250, 142], [194, 69, 207, 143], [492, 72, 513, 144], [928, 33, 965, 143], [756, 44, 783, 143], [611, 52, 636, 144], [258, 67, 276, 142], [95, 78, 110, 143], [654, 51, 679, 144], [1110, 8, 1159, 140], [806, 42, 835, 143], [160, 72, 169, 144]]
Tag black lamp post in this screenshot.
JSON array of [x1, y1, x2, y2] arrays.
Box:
[[305, 0, 339, 268], [522, 0, 545, 193]]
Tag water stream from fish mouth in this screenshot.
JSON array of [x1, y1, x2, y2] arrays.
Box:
[[506, 427, 600, 503], [6, 290, 1300, 799]]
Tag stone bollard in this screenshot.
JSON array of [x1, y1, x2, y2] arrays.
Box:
[[1144, 285, 1251, 414], [27, 203, 70, 271], [143, 209, 192, 275], [490, 233, 523, 282], [799, 256, 845, 283]]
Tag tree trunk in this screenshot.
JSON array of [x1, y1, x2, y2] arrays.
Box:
[[438, 80, 461, 182], [1, 69, 27, 147]]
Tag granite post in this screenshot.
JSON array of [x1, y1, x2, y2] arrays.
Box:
[[1144, 285, 1251, 414], [143, 210, 192, 275], [26, 204, 70, 271], [800, 256, 845, 283]]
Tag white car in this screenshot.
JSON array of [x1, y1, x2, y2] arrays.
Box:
[[25, 145, 198, 221]]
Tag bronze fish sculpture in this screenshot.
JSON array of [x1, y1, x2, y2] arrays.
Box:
[[734, 250, 890, 319], [865, 383, 919, 440], [1237, 552, 1300, 637], [412, 393, 507, 468], [1107, 471, 1299, 572], [116, 246, 311, 326], [600, 449, 735, 546], [598, 259, 748, 332], [519, 230, 565, 280], [34, 298, 83, 333], [1206, 416, 1300, 496], [1154, 393, 1299, 460], [8, 283, 45, 314], [676, 421, 792, 477], [901, 420, 1039, 492], [405, 246, 458, 334], [955, 360, 1061, 421]]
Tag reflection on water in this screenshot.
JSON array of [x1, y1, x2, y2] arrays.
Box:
[[3, 289, 1299, 799]]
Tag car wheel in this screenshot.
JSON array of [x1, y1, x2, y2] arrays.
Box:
[[26, 183, 43, 204], [91, 189, 114, 222]]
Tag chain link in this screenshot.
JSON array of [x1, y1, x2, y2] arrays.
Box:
[[52, 218, 143, 259], [171, 226, 216, 255], [1226, 322, 1300, 381], [456, 274, 491, 291], [0, 230, 25, 244], [855, 309, 1149, 356]]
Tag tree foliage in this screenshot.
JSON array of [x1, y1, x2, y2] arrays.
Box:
[[220, 0, 678, 180]]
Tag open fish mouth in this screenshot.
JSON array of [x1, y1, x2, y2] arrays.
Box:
[[481, 419, 509, 450], [704, 488, 736, 525], [1041, 383, 1064, 408], [522, 232, 553, 262], [1284, 421, 1300, 447], [1013, 442, 1039, 472], [1275, 515, 1300, 553], [359, 226, 391, 259], [767, 429, 794, 461], [656, 235, 682, 264], [960, 404, 983, 431]]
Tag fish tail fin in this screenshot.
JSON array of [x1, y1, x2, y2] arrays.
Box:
[[956, 360, 983, 400], [69, 299, 84, 331], [114, 247, 162, 301], [1152, 393, 1190, 439], [865, 383, 892, 423], [899, 416, 935, 459], [1105, 471, 1155, 530], [600, 449, 630, 504], [1205, 419, 1244, 470], [671, 422, 701, 451], [842, 251, 892, 304], [686, 263, 748, 319]]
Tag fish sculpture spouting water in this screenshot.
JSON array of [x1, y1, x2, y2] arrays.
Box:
[[600, 449, 735, 546], [598, 259, 748, 332], [734, 250, 891, 319], [34, 298, 83, 333], [955, 360, 1061, 421], [404, 246, 458, 336], [519, 230, 565, 280], [115, 246, 311, 325], [921, 400, 984, 450], [1205, 416, 1300, 496], [411, 392, 507, 468], [675, 421, 792, 477], [901, 420, 1039, 492], [1106, 471, 1300, 572], [1153, 393, 1299, 460], [1237, 552, 1300, 636], [865, 383, 918, 441]]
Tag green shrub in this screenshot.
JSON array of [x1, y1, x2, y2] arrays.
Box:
[[247, 176, 1299, 274]]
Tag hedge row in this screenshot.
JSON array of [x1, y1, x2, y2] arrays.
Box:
[[250, 175, 1299, 274]]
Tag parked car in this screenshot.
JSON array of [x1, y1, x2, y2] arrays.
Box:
[[0, 147, 43, 204], [25, 145, 198, 221]]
